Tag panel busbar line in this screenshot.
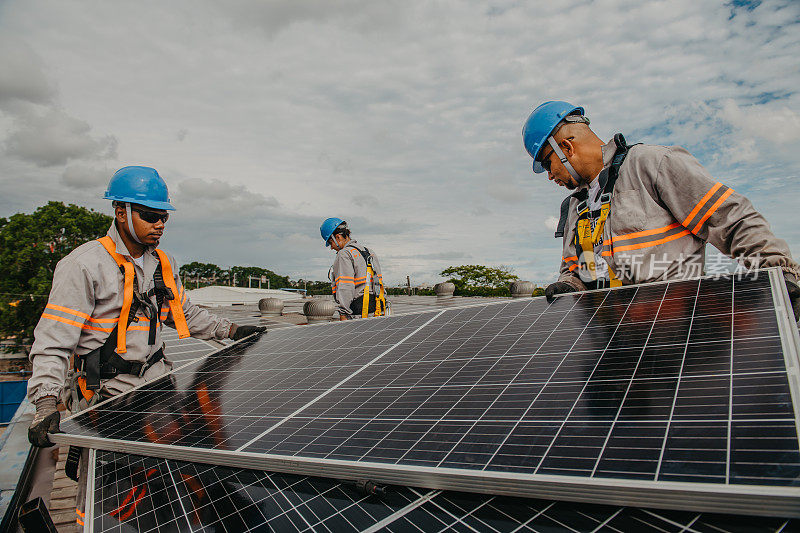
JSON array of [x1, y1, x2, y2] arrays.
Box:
[[89, 450, 798, 533], [54, 270, 800, 518]]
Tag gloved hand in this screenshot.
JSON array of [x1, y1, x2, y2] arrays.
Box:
[[229, 324, 267, 341], [785, 274, 800, 322], [28, 396, 60, 447], [545, 281, 577, 303]]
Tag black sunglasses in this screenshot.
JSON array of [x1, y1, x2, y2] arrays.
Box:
[[539, 147, 556, 173], [539, 136, 575, 173], [132, 208, 169, 224]]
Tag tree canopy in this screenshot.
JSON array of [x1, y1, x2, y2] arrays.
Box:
[[0, 202, 112, 350], [178, 262, 291, 290], [439, 264, 520, 297], [440, 264, 519, 288]]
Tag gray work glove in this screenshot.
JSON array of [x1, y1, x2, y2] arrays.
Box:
[[785, 274, 800, 322], [229, 324, 267, 341], [545, 281, 577, 303], [28, 396, 60, 447]]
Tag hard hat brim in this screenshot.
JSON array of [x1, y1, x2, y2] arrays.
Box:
[[104, 195, 176, 211]]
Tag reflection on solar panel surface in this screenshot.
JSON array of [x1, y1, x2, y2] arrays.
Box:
[[91, 451, 798, 533], [58, 270, 800, 516]]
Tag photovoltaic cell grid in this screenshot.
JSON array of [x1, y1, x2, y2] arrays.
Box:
[[59, 272, 800, 511], [61, 311, 440, 451], [161, 329, 219, 363], [91, 450, 423, 533], [242, 272, 800, 486], [91, 451, 799, 533]]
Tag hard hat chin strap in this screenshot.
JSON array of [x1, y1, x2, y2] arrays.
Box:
[[547, 137, 582, 183], [125, 203, 144, 244]]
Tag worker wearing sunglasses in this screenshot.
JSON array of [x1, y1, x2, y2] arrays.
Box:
[[27, 166, 266, 468]]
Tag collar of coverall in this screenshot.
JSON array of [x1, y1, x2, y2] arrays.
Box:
[[108, 220, 155, 259]]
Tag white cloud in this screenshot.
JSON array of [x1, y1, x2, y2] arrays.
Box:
[[61, 165, 110, 190], [0, 35, 55, 105], [0, 0, 798, 285], [5, 108, 117, 167]]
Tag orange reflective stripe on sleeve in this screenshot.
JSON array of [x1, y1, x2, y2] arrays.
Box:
[[154, 249, 190, 339], [691, 188, 733, 235], [40, 313, 115, 332], [612, 229, 691, 253], [682, 182, 722, 227], [563, 255, 579, 270], [610, 223, 682, 244], [45, 303, 118, 324]]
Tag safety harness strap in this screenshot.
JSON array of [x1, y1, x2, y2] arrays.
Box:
[[350, 245, 386, 318], [79, 339, 166, 392], [560, 133, 637, 288], [76, 237, 188, 396], [97, 236, 134, 353], [154, 249, 190, 338], [65, 445, 82, 482], [554, 195, 572, 238]]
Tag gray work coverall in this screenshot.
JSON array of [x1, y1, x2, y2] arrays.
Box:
[[27, 222, 233, 403], [331, 240, 384, 318], [557, 139, 800, 290]]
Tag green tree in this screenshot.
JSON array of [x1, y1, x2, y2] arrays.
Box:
[[440, 264, 519, 291], [230, 266, 289, 290], [292, 278, 332, 296], [179, 262, 229, 288], [0, 202, 113, 351]]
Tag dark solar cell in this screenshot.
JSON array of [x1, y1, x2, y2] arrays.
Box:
[[92, 451, 799, 532], [60, 271, 800, 517]]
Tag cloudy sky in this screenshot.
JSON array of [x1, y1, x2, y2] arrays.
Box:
[[1, 0, 798, 286]]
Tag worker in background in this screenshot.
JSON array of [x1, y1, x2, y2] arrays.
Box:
[[320, 218, 387, 320], [27, 166, 266, 449], [522, 101, 800, 321]]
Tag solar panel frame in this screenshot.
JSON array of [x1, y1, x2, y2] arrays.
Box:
[[84, 448, 97, 530], [53, 268, 800, 518], [87, 450, 799, 533]]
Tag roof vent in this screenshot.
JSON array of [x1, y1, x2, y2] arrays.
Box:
[[258, 297, 284, 317], [304, 299, 335, 323], [434, 282, 455, 298], [510, 281, 535, 298]]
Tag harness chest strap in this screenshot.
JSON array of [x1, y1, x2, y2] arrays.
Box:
[[568, 134, 636, 288], [350, 245, 386, 318], [154, 248, 190, 338], [97, 237, 190, 353], [97, 236, 135, 353]]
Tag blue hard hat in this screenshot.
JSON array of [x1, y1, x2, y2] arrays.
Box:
[[320, 217, 345, 246], [522, 101, 584, 173], [103, 166, 175, 210]]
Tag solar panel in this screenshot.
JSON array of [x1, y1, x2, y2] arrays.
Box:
[[54, 269, 800, 517], [161, 329, 220, 363], [88, 450, 798, 532]]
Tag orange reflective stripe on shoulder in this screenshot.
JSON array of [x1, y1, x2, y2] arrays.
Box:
[[154, 249, 190, 339], [691, 188, 733, 235], [682, 182, 721, 227], [97, 236, 133, 354]]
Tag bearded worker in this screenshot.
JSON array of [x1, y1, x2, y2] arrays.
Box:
[[522, 101, 799, 321]]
